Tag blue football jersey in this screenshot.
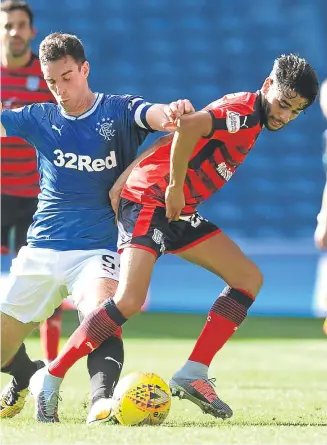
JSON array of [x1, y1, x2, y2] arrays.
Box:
[[1, 93, 154, 250]]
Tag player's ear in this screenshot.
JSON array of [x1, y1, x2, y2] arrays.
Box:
[[82, 61, 90, 79], [262, 77, 272, 94], [31, 27, 36, 40]]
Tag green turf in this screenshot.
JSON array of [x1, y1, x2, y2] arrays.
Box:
[[31, 310, 327, 340], [1, 315, 327, 444]]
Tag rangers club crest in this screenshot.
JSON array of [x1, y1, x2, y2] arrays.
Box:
[[26, 76, 40, 91], [96, 118, 116, 141]]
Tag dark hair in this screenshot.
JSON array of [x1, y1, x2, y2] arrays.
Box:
[[271, 54, 319, 108], [39, 32, 86, 65], [0, 0, 34, 26]]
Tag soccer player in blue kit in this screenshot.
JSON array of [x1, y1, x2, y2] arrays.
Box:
[[0, 32, 194, 423]]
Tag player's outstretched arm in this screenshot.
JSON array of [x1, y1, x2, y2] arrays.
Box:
[[109, 133, 174, 215], [0, 102, 7, 137], [0, 103, 42, 142], [146, 100, 195, 132], [165, 111, 213, 221]]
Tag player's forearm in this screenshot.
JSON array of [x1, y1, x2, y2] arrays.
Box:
[[146, 104, 169, 131], [145, 100, 195, 132], [169, 117, 205, 188]]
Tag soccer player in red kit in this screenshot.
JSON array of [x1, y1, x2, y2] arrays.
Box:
[[31, 54, 319, 420]]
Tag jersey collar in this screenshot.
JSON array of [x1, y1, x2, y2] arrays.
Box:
[[59, 93, 103, 120]]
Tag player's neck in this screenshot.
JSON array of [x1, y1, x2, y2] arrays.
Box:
[[62, 90, 96, 117], [1, 49, 33, 69]]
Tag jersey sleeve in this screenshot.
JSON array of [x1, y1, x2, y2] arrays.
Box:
[[1, 103, 47, 146], [106, 94, 153, 170], [125, 95, 155, 131], [204, 99, 261, 139]]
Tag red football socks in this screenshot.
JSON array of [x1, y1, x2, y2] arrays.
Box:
[[189, 287, 255, 366], [49, 300, 126, 378], [40, 306, 62, 362]]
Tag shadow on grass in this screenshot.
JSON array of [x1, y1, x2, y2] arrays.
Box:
[[31, 311, 326, 340]]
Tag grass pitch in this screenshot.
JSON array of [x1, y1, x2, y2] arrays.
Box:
[[1, 313, 326, 444]]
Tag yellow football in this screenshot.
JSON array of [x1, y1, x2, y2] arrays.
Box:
[[111, 371, 171, 426]]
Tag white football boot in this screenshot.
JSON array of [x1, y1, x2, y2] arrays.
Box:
[[29, 366, 63, 423], [86, 398, 115, 425]]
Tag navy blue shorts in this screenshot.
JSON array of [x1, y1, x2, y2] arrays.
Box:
[[117, 198, 220, 258]]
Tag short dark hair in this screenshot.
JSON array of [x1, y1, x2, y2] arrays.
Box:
[[39, 32, 86, 65], [271, 54, 319, 108], [0, 0, 34, 27]]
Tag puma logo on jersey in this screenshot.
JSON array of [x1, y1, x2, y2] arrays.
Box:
[[53, 149, 117, 171], [52, 124, 64, 136], [240, 116, 249, 129]]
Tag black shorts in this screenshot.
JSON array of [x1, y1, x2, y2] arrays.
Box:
[[117, 198, 220, 258]]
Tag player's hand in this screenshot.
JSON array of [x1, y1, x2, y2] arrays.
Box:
[[162, 99, 195, 131], [165, 184, 185, 222], [314, 222, 327, 250]]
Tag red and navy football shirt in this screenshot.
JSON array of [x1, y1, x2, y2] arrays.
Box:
[[122, 91, 264, 214]]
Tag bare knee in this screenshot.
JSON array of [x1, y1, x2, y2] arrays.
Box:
[[249, 263, 264, 295], [229, 262, 264, 297], [75, 278, 118, 317]]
